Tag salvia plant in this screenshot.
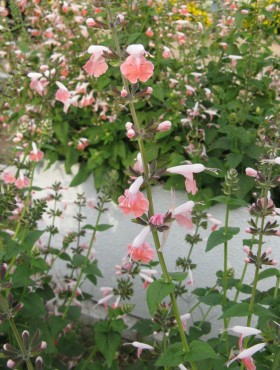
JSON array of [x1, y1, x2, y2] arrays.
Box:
[[0, 0, 279, 370]]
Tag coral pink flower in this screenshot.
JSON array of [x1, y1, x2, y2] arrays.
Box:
[[83, 45, 109, 78], [55, 84, 70, 103], [2, 172, 16, 184], [15, 172, 30, 189], [150, 213, 165, 226], [145, 27, 154, 37], [120, 44, 154, 83], [77, 138, 89, 151], [28, 72, 48, 96], [118, 176, 149, 217], [29, 142, 44, 162], [124, 341, 154, 359], [128, 242, 154, 263], [162, 46, 171, 59], [172, 201, 195, 229], [167, 164, 217, 195], [226, 341, 266, 369]]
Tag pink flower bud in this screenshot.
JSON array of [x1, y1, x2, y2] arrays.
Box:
[[121, 89, 128, 97], [125, 122, 133, 130], [127, 129, 136, 139], [244, 257, 251, 263], [41, 341, 47, 349], [146, 87, 153, 94], [245, 167, 257, 177], [158, 120, 172, 132], [271, 259, 278, 266], [265, 247, 272, 256], [86, 18, 97, 27], [243, 246, 250, 255], [7, 360, 15, 369], [241, 9, 249, 14]]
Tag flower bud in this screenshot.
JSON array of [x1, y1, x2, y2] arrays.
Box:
[[126, 129, 136, 139], [121, 89, 128, 97], [157, 120, 172, 132]]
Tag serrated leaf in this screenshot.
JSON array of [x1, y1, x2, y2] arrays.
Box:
[[206, 227, 240, 252], [155, 342, 185, 367], [94, 320, 122, 366], [184, 340, 218, 362], [146, 280, 175, 315]]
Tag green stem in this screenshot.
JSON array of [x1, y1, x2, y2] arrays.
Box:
[[7, 164, 36, 276], [274, 276, 280, 299], [81, 346, 97, 370], [246, 215, 266, 329], [222, 202, 230, 353], [63, 200, 104, 320], [106, 5, 197, 368], [272, 346, 280, 370], [189, 284, 219, 315], [0, 293, 34, 370], [198, 306, 213, 330]]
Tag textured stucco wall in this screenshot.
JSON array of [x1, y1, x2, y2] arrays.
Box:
[[33, 162, 279, 335]]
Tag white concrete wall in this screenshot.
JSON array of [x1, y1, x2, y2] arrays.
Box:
[[33, 162, 279, 335]]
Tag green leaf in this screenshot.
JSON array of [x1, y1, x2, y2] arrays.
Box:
[[211, 196, 247, 207], [0, 231, 21, 260], [95, 224, 114, 232], [70, 163, 91, 187], [226, 153, 243, 168], [258, 268, 279, 281], [254, 304, 278, 318], [184, 340, 218, 362], [72, 254, 86, 267], [155, 342, 185, 367], [146, 280, 175, 315], [206, 227, 240, 252], [166, 272, 188, 282], [60, 306, 82, 321], [94, 320, 122, 366], [53, 121, 69, 145], [152, 85, 165, 102], [22, 230, 45, 251], [220, 303, 250, 319], [21, 293, 46, 317], [199, 293, 223, 306]]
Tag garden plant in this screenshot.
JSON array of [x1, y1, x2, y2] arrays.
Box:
[[0, 0, 280, 369]]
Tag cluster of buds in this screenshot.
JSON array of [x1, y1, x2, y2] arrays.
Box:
[[222, 168, 239, 195], [248, 197, 276, 217], [152, 303, 176, 333], [3, 330, 46, 369], [113, 278, 134, 300], [243, 246, 277, 268], [246, 218, 279, 236], [111, 83, 153, 102]]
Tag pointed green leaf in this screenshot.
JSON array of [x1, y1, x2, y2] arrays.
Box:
[[220, 303, 250, 319], [155, 342, 185, 367], [184, 340, 218, 362], [147, 280, 175, 315], [206, 227, 240, 252]]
